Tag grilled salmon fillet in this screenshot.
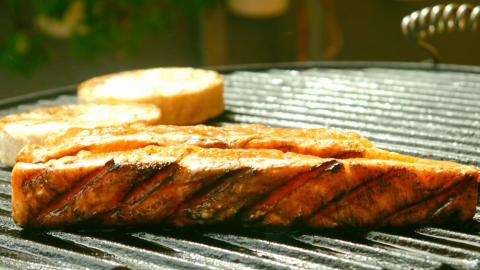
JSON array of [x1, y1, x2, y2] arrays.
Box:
[[16, 124, 458, 168], [12, 145, 478, 228]]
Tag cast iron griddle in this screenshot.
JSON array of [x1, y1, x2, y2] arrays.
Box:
[[0, 62, 479, 269]]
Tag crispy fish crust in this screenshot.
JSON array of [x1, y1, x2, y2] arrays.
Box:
[[16, 124, 458, 168], [12, 145, 478, 228]]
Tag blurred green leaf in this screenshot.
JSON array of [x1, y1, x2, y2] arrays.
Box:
[[33, 0, 71, 19], [0, 0, 219, 74], [0, 31, 50, 73]]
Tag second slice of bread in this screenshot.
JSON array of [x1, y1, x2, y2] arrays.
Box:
[[77, 67, 224, 125]]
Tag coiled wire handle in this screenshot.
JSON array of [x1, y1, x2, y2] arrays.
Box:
[[402, 3, 480, 63]]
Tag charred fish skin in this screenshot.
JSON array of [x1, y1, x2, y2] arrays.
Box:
[[12, 145, 478, 229]]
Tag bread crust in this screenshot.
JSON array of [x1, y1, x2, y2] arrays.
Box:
[[77, 67, 224, 125]]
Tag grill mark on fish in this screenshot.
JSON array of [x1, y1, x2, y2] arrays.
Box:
[[106, 168, 241, 225], [305, 166, 474, 228], [171, 169, 253, 224], [306, 169, 402, 228], [37, 159, 115, 223], [122, 163, 176, 205], [381, 175, 478, 226], [243, 160, 340, 222], [22, 171, 44, 188], [23, 173, 53, 220], [38, 161, 172, 226], [181, 169, 248, 204], [11, 145, 479, 228]]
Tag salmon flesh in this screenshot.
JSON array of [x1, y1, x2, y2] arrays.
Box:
[[12, 145, 478, 228], [17, 124, 460, 168]]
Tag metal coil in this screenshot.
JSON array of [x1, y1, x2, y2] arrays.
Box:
[[402, 3, 480, 63]]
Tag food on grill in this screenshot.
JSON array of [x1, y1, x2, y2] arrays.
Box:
[[12, 145, 478, 228], [77, 67, 224, 125], [16, 124, 458, 168], [0, 104, 161, 167], [13, 124, 478, 228]]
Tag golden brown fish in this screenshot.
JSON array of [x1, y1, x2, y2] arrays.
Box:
[[12, 145, 478, 229], [16, 124, 457, 168]]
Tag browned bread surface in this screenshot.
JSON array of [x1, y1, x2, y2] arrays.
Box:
[[77, 67, 224, 125]]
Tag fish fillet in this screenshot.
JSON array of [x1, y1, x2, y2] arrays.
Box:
[[12, 145, 478, 228], [16, 124, 458, 168]]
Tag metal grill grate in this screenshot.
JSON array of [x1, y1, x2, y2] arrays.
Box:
[[1, 63, 480, 269]]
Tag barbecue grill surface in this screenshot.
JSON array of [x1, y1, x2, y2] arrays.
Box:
[[1, 62, 480, 270]]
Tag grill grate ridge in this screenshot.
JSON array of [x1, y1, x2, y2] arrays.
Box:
[[205, 233, 381, 270], [0, 256, 69, 270], [295, 234, 443, 270], [415, 227, 480, 249], [0, 233, 120, 269], [47, 232, 215, 270], [222, 83, 480, 132], [228, 72, 480, 106], [134, 232, 313, 270], [365, 231, 480, 269]]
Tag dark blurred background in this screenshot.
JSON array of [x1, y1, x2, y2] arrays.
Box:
[[2, 0, 480, 100]]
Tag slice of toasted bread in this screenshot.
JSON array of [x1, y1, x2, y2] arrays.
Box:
[[0, 103, 161, 167], [77, 67, 224, 125]]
